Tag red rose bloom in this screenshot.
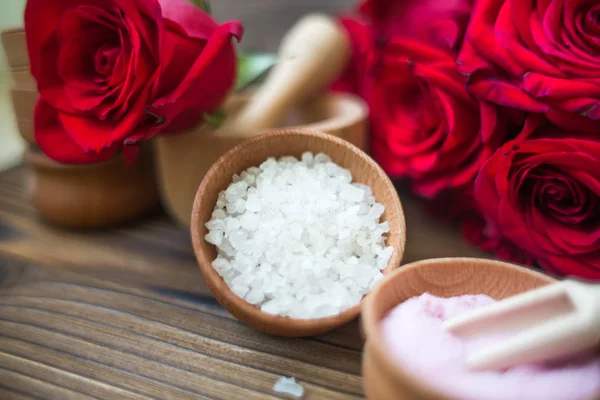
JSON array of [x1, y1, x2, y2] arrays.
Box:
[[458, 0, 600, 127], [370, 42, 507, 197], [359, 0, 472, 52], [474, 117, 600, 279], [26, 0, 242, 164]]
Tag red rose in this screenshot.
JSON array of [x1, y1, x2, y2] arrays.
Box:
[[474, 116, 600, 280], [26, 0, 242, 164], [359, 0, 472, 51], [370, 42, 507, 197], [458, 0, 600, 128], [461, 211, 536, 266]]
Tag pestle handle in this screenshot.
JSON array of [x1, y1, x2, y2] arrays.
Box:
[[223, 14, 351, 137]]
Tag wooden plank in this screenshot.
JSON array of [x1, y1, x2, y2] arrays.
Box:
[[0, 368, 96, 400], [0, 352, 146, 400], [0, 259, 362, 399], [0, 385, 40, 400]]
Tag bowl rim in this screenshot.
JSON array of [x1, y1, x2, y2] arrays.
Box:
[[0, 26, 25, 37], [25, 145, 153, 171], [361, 257, 557, 400], [190, 128, 406, 336], [197, 91, 368, 139], [285, 91, 368, 133]]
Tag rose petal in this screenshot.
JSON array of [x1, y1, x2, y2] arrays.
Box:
[[34, 99, 117, 164], [151, 21, 242, 130]]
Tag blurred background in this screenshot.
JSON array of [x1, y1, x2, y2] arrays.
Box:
[[0, 0, 355, 171], [0, 0, 26, 171], [212, 0, 353, 52]]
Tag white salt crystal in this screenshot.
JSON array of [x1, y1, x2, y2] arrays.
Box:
[[245, 193, 262, 212], [340, 184, 365, 202], [245, 289, 265, 305], [369, 203, 385, 219], [377, 246, 394, 270], [225, 181, 248, 202], [378, 221, 391, 233], [240, 171, 255, 186], [212, 256, 230, 275], [206, 219, 225, 231], [261, 299, 281, 315], [226, 218, 241, 232], [205, 230, 223, 246], [234, 198, 246, 213], [301, 152, 314, 166], [274, 377, 304, 398], [314, 153, 331, 163], [212, 209, 226, 219], [231, 284, 249, 298], [225, 202, 237, 215], [204, 152, 395, 319], [240, 213, 260, 231]]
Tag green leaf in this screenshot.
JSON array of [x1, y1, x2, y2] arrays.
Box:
[[189, 0, 211, 13], [235, 53, 278, 91], [204, 108, 227, 129]]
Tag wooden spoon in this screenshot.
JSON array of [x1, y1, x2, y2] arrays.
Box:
[[218, 13, 351, 138]]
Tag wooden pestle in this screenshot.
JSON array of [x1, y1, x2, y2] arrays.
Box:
[[219, 13, 351, 138]]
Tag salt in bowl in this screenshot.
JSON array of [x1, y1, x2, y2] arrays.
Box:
[[360, 257, 600, 400], [191, 129, 406, 337]]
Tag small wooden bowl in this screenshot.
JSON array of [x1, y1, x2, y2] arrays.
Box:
[[26, 146, 160, 230], [191, 129, 405, 337], [10, 88, 37, 144], [10, 68, 37, 90], [361, 258, 564, 400], [1, 27, 28, 71], [155, 91, 368, 227]]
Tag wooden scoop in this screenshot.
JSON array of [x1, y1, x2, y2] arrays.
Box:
[[444, 279, 600, 371], [219, 13, 351, 137]]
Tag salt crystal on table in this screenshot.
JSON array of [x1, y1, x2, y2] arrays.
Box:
[[274, 377, 304, 398]]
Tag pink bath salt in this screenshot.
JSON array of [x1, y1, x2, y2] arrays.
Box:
[[381, 293, 600, 400]]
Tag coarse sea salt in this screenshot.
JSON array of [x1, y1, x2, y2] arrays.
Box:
[[205, 152, 394, 319]]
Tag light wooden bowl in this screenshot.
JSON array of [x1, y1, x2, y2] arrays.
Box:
[[1, 27, 28, 71], [10, 88, 37, 144], [26, 146, 160, 230], [11, 68, 36, 90], [360, 258, 573, 400], [191, 129, 405, 337], [155, 91, 368, 227]]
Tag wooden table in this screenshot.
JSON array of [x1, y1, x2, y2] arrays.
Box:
[[0, 165, 489, 400]]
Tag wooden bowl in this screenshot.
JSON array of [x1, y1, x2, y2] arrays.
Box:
[[10, 68, 36, 90], [10, 88, 37, 144], [1, 27, 28, 71], [361, 258, 567, 400], [155, 91, 368, 227], [26, 146, 160, 230], [191, 129, 405, 337]]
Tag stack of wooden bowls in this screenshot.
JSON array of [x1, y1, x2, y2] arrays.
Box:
[[1, 27, 159, 230]]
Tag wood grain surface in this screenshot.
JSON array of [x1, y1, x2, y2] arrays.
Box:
[[0, 162, 489, 399]]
